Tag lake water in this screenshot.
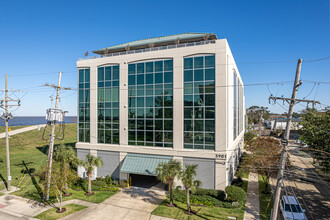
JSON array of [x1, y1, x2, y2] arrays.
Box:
[[0, 116, 77, 126]]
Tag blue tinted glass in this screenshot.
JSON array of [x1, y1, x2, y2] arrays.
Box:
[[155, 85, 163, 95], [205, 81, 215, 93], [113, 66, 119, 80], [164, 96, 173, 106], [155, 61, 163, 72], [137, 63, 144, 73], [128, 75, 135, 85], [137, 97, 144, 107], [128, 86, 136, 97], [146, 85, 153, 96], [146, 97, 153, 107], [164, 84, 173, 96], [164, 108, 172, 118], [137, 74, 144, 85], [184, 70, 193, 82], [164, 71, 173, 83], [184, 58, 193, 70], [205, 94, 215, 106], [79, 83, 84, 89], [205, 68, 215, 81], [164, 60, 173, 71], [98, 82, 104, 88], [184, 95, 193, 106], [194, 69, 203, 81], [194, 82, 204, 94], [194, 57, 204, 68], [205, 55, 215, 68], [98, 67, 104, 81], [105, 67, 111, 80], [128, 64, 136, 74], [105, 82, 111, 87], [184, 83, 193, 94], [146, 73, 153, 84], [155, 73, 163, 84], [146, 62, 154, 73], [128, 97, 135, 107], [79, 70, 84, 82], [154, 96, 163, 107], [85, 69, 90, 82], [112, 81, 119, 86], [137, 85, 144, 96]]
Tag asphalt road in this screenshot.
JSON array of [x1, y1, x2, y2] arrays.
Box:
[[284, 144, 330, 220]]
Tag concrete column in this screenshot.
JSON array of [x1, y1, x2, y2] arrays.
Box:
[[119, 152, 128, 181], [215, 160, 227, 190], [173, 156, 183, 188], [120, 62, 128, 146], [90, 149, 97, 178], [89, 65, 98, 144], [173, 56, 184, 150], [215, 40, 227, 152]]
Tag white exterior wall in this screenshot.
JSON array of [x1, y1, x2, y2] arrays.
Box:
[[76, 39, 245, 190]]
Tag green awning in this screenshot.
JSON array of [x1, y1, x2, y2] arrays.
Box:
[[120, 154, 172, 176]]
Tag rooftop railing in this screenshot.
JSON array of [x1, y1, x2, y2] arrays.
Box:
[[78, 40, 216, 61]]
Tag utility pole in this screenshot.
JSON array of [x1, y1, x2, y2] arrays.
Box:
[[270, 59, 319, 219], [43, 71, 73, 201], [0, 75, 21, 191]]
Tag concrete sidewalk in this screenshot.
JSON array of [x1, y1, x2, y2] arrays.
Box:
[[243, 172, 260, 220], [0, 124, 46, 139], [61, 185, 167, 220], [0, 194, 96, 219]]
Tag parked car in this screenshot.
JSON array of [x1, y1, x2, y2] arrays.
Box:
[[280, 195, 307, 220]]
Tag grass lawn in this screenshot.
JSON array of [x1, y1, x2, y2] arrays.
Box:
[[152, 199, 244, 220], [34, 204, 87, 220], [0, 125, 30, 133], [259, 175, 272, 220]]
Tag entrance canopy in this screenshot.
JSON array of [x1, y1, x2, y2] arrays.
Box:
[[121, 153, 172, 176]]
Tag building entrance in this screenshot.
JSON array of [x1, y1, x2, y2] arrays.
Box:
[[130, 174, 160, 189]]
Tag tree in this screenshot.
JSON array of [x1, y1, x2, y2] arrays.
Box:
[[155, 160, 182, 207], [53, 144, 80, 195], [300, 109, 330, 171], [37, 163, 67, 212], [180, 164, 201, 214], [81, 154, 104, 195], [247, 106, 270, 124], [245, 137, 282, 193]]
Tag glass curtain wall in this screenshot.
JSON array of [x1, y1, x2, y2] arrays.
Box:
[[127, 60, 173, 147], [183, 55, 215, 150], [78, 68, 90, 142], [97, 65, 120, 144]]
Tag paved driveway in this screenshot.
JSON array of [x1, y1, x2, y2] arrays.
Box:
[[61, 185, 166, 220]]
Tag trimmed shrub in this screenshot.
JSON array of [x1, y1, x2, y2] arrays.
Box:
[[104, 175, 113, 186], [119, 180, 127, 188], [231, 177, 243, 188], [245, 132, 257, 142], [170, 190, 232, 208], [193, 189, 226, 201], [225, 185, 246, 204]]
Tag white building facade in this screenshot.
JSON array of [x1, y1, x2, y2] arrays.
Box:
[[76, 33, 245, 190]]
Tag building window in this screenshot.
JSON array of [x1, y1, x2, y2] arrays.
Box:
[[97, 65, 120, 144], [128, 59, 173, 148], [184, 55, 215, 150], [78, 68, 90, 142]]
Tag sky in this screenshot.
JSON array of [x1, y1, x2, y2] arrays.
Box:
[[0, 0, 329, 116]]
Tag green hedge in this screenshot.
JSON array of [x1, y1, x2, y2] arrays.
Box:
[[71, 179, 114, 191], [193, 189, 226, 201], [171, 190, 232, 208], [225, 185, 246, 204]]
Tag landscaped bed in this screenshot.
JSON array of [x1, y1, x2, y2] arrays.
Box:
[[34, 203, 87, 220], [152, 199, 244, 220], [152, 187, 246, 219], [259, 174, 272, 220]]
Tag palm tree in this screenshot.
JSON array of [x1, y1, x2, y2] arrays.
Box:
[[180, 164, 201, 214], [53, 144, 80, 195], [155, 160, 182, 206], [82, 154, 103, 195]]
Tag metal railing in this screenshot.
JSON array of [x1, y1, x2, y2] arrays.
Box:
[[78, 40, 216, 61]]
